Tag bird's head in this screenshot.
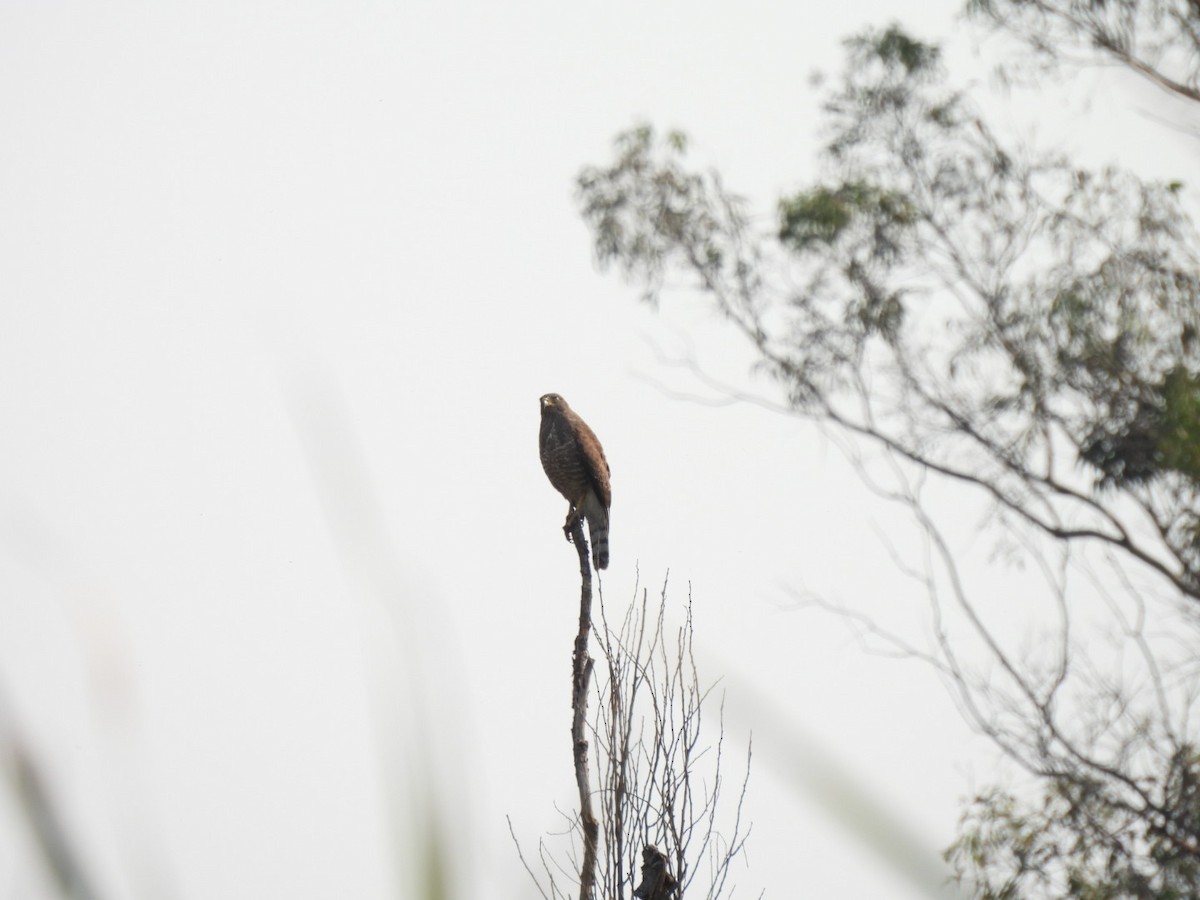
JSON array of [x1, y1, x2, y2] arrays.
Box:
[[540, 393, 566, 413]]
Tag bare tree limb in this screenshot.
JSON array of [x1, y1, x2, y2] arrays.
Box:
[[568, 517, 600, 900]]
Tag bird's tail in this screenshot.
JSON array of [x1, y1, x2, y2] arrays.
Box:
[[583, 496, 609, 571]]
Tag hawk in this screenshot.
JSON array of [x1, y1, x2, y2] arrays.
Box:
[[539, 393, 611, 570]]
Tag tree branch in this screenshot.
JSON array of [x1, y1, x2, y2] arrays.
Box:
[[569, 518, 599, 900]]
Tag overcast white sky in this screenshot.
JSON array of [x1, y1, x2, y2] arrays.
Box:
[[2, 2, 1197, 899]]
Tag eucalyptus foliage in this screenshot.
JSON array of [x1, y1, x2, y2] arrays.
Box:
[[577, 18, 1200, 899]]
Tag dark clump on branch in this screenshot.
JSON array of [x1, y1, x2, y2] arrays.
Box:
[[632, 845, 678, 900]]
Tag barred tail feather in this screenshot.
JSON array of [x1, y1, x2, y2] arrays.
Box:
[[583, 495, 610, 570], [588, 516, 609, 570]]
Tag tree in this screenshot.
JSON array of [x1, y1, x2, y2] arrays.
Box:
[[967, 0, 1200, 106], [512, 521, 753, 900], [576, 17, 1200, 899]]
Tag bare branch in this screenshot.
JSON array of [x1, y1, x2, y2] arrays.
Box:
[[568, 518, 600, 900]]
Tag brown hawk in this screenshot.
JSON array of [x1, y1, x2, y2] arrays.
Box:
[[539, 393, 611, 570]]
